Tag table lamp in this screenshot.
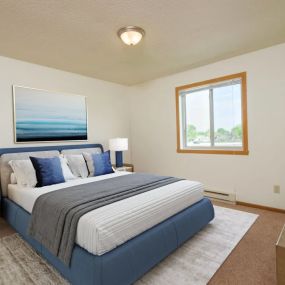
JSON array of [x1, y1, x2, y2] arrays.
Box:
[[109, 138, 128, 167]]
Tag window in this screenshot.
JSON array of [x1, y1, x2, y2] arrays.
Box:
[[176, 72, 248, 155]]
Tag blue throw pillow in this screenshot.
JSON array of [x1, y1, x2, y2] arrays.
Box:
[[30, 156, 65, 187], [92, 151, 114, 176]]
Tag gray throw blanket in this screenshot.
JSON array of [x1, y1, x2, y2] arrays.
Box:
[[28, 173, 182, 265]]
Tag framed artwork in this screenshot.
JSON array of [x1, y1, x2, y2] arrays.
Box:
[[13, 86, 88, 143]]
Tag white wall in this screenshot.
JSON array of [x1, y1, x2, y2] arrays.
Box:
[[0, 56, 131, 163], [1, 43, 285, 209], [130, 43, 285, 209]]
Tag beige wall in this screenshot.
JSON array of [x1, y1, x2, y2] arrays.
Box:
[[130, 43, 285, 209], [0, 55, 131, 163]]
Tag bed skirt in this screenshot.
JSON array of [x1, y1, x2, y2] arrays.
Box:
[[2, 197, 214, 285]]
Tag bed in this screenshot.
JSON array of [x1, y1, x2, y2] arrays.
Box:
[[0, 144, 214, 285]]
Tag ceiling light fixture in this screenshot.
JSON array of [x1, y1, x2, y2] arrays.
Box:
[[117, 26, 145, 46]]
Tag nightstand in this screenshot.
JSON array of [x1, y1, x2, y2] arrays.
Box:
[[113, 164, 134, 172]]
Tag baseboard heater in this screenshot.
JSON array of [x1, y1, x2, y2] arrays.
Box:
[[204, 189, 236, 204]]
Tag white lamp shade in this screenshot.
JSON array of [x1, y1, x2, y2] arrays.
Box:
[[109, 138, 128, 151]]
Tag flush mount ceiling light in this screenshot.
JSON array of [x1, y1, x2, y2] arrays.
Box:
[[117, 26, 145, 46]]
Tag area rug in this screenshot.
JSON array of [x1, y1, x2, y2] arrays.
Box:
[[0, 206, 258, 285]]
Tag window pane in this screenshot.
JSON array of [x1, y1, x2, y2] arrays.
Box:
[[213, 83, 242, 148], [185, 90, 211, 147]]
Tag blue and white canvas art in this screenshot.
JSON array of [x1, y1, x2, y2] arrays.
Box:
[[13, 86, 88, 142]]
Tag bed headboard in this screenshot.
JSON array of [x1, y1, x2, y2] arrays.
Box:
[[0, 144, 103, 156], [0, 144, 104, 205]]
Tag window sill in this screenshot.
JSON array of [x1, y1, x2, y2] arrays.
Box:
[[177, 148, 249, 155]]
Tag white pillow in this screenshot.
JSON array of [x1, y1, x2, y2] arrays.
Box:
[[60, 157, 75, 181], [83, 152, 95, 177], [8, 160, 37, 187], [64, 154, 88, 178], [10, 173, 17, 184]]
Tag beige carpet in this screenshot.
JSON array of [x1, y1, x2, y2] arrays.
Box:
[[0, 206, 258, 285]]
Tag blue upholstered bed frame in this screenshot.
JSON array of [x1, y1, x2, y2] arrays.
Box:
[[0, 144, 215, 285]]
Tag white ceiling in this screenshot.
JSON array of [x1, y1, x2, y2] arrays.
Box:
[[0, 0, 285, 85]]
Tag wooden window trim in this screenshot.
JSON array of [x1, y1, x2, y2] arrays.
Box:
[[175, 72, 249, 155]]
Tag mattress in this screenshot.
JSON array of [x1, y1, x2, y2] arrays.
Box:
[[7, 172, 204, 255]]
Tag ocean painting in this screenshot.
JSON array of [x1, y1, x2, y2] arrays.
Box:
[[13, 86, 88, 142]]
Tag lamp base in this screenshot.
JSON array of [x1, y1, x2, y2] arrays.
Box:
[[115, 151, 123, 167]]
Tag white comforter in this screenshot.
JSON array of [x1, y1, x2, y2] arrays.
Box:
[[8, 172, 204, 255]]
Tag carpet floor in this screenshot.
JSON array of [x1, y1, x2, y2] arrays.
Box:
[[209, 202, 285, 285], [0, 205, 257, 285]]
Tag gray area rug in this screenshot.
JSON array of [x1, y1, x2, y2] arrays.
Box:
[[0, 206, 258, 285], [0, 233, 68, 285]]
